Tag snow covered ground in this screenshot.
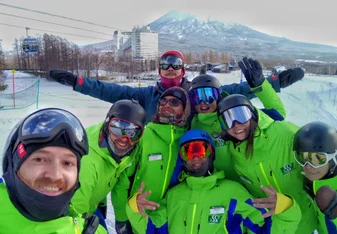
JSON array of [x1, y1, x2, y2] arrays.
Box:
[[0, 70, 337, 233]]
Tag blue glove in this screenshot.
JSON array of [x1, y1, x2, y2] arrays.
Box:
[[115, 220, 133, 234], [238, 57, 265, 88], [48, 70, 78, 88]]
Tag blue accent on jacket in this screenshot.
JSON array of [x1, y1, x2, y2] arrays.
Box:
[[325, 216, 337, 234], [260, 108, 284, 121]]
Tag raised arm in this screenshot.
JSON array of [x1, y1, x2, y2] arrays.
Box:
[[48, 70, 150, 105]]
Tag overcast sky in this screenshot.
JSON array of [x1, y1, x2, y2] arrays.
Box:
[[0, 0, 336, 50]]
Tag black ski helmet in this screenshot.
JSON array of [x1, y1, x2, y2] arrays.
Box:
[[217, 94, 258, 123], [293, 121, 337, 154], [103, 99, 146, 133], [190, 74, 221, 91]]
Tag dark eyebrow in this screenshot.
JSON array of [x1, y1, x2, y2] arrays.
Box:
[[33, 149, 77, 160]]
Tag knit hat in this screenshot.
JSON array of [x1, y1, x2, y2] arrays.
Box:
[[161, 50, 185, 62], [153, 87, 191, 127], [161, 87, 187, 109], [159, 50, 186, 89], [12, 132, 81, 172]]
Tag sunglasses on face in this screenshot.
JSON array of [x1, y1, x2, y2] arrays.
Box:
[[159, 97, 182, 107], [159, 55, 184, 70], [109, 118, 143, 143], [180, 140, 213, 161], [189, 87, 220, 106], [294, 151, 337, 168]]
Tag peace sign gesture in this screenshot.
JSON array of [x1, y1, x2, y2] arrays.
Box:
[[136, 182, 160, 218], [251, 185, 277, 218]]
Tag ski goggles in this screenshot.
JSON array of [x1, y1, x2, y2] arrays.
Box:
[[14, 108, 88, 157], [220, 106, 252, 129], [159, 55, 184, 70], [180, 140, 213, 161], [189, 87, 220, 106], [294, 151, 337, 168], [109, 118, 143, 143], [159, 97, 182, 107]]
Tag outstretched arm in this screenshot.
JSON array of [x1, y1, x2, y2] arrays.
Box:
[[238, 57, 286, 119], [49, 70, 149, 106]]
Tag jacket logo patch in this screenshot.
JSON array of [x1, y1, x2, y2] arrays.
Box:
[[280, 162, 295, 175], [212, 133, 225, 147], [148, 154, 162, 161], [208, 214, 222, 224]]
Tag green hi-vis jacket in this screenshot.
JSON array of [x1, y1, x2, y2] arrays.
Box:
[[0, 179, 107, 233], [310, 176, 337, 234], [71, 122, 140, 221], [129, 122, 186, 203], [191, 79, 286, 182], [228, 109, 318, 234], [126, 171, 301, 234]]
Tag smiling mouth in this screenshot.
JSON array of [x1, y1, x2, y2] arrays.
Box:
[[199, 106, 210, 112], [115, 141, 129, 149], [235, 129, 245, 134], [37, 185, 63, 196], [192, 163, 203, 169]]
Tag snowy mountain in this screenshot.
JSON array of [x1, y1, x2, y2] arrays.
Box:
[[148, 10, 337, 61], [80, 39, 114, 51]]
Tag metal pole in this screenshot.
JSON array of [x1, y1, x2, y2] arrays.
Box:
[[36, 75, 40, 109], [12, 71, 15, 108]]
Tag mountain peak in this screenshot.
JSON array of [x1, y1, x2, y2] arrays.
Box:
[[161, 10, 195, 21], [147, 10, 337, 61]]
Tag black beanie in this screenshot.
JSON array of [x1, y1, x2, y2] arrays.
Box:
[[160, 87, 187, 109], [12, 131, 81, 172]]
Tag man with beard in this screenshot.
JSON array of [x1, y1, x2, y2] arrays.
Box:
[[1, 108, 106, 233], [48, 50, 304, 123], [71, 99, 146, 234], [127, 130, 301, 234], [126, 86, 190, 234]]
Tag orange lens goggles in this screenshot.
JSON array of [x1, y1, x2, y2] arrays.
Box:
[[180, 141, 213, 161]]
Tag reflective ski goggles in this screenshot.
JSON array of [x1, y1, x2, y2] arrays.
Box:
[[159, 55, 184, 70], [189, 87, 220, 106], [294, 151, 337, 168], [14, 108, 88, 157], [159, 97, 182, 107], [109, 118, 143, 143], [220, 106, 252, 129], [180, 140, 213, 161]]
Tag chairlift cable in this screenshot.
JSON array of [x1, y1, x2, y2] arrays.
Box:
[[0, 12, 115, 37], [0, 23, 111, 41], [0, 2, 123, 30], [0, 3, 233, 52]]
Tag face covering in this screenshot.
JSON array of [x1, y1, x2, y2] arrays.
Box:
[[3, 168, 78, 222], [160, 73, 184, 89]]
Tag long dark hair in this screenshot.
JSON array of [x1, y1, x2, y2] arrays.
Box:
[[221, 119, 260, 159], [245, 119, 260, 159]]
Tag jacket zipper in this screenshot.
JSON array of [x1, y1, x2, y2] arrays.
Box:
[[190, 203, 197, 234], [73, 217, 81, 234], [161, 125, 174, 198], [259, 162, 282, 193]]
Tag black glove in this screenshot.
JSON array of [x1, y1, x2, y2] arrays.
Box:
[[278, 68, 304, 88], [115, 220, 133, 234], [315, 186, 337, 219], [238, 57, 264, 88], [98, 204, 107, 219], [48, 70, 78, 88]]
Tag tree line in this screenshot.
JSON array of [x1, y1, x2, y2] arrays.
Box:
[[3, 34, 158, 80], [1, 34, 337, 79]]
